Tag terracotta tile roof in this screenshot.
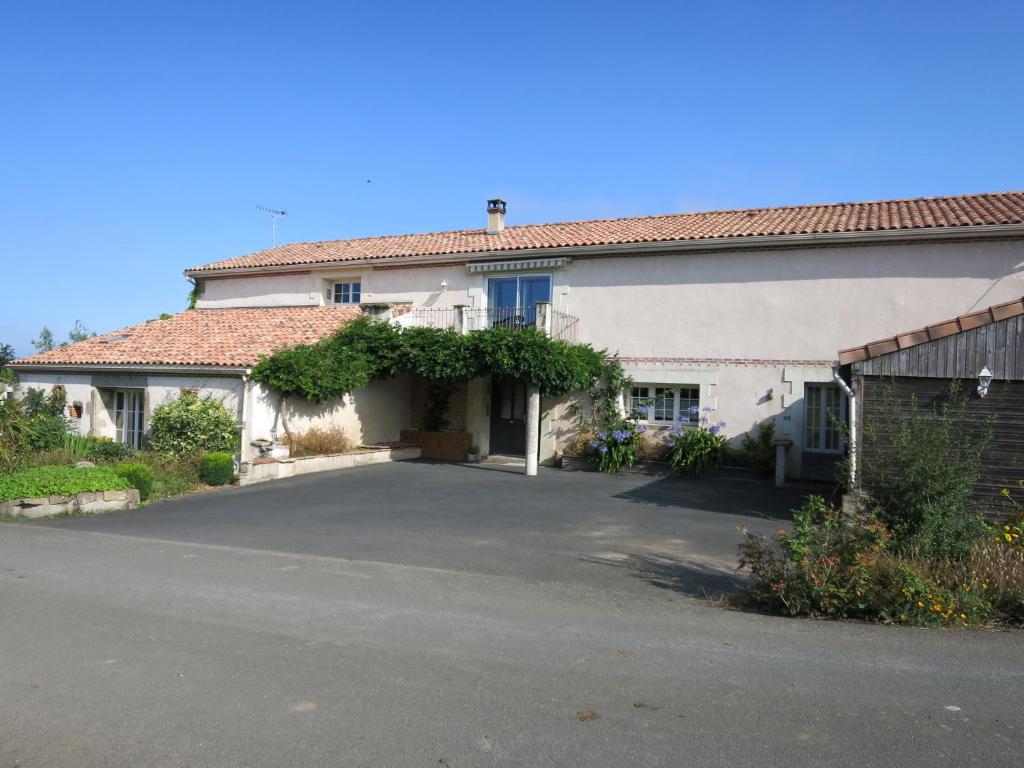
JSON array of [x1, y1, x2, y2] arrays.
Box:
[[838, 297, 1024, 365], [187, 191, 1024, 274], [10, 307, 360, 369]]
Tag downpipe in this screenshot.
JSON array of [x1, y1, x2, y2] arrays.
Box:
[[832, 364, 856, 489]]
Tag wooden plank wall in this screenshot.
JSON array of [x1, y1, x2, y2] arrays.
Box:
[[858, 375, 1024, 516], [854, 314, 1024, 380]]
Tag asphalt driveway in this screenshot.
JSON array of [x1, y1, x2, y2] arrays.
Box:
[[32, 460, 807, 597], [5, 461, 1023, 767]]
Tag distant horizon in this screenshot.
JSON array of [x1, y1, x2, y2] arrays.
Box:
[[3, 0, 1023, 355]]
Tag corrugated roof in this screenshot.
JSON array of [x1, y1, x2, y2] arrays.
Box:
[[187, 191, 1024, 274]]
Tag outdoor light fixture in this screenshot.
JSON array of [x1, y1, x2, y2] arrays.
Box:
[[440, 279, 449, 292], [977, 366, 994, 398]]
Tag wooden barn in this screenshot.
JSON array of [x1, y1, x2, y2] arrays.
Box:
[[838, 296, 1024, 514]]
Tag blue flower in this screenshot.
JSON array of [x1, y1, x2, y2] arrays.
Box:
[[588, 439, 601, 449], [597, 444, 608, 454], [687, 405, 700, 415], [597, 431, 607, 441], [709, 423, 721, 435], [636, 425, 647, 433]]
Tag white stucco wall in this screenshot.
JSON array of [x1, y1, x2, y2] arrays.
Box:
[[12, 371, 245, 443], [191, 235, 1024, 477], [248, 375, 411, 456]]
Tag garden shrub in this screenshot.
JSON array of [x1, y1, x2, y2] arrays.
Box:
[[0, 398, 34, 471], [860, 380, 990, 560], [0, 465, 130, 501], [587, 420, 644, 473], [149, 392, 239, 457], [27, 414, 70, 452], [666, 409, 727, 478], [199, 451, 235, 485], [738, 496, 892, 618], [722, 420, 775, 474], [121, 451, 202, 501], [114, 462, 155, 501], [86, 436, 135, 462], [287, 426, 351, 457]]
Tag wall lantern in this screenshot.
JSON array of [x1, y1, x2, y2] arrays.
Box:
[[440, 279, 449, 293], [977, 366, 994, 398]]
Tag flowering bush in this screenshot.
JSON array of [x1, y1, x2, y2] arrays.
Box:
[[587, 421, 644, 474], [739, 496, 893, 618], [739, 498, 1024, 626], [666, 406, 727, 478]]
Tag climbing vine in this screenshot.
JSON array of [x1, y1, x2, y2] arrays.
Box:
[[251, 316, 611, 403]]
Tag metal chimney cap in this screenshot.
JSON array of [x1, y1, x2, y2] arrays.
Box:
[[486, 199, 507, 213]]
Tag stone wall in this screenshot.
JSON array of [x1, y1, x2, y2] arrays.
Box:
[[0, 489, 141, 519]]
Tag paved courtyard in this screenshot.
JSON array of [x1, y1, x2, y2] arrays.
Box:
[[2, 461, 1022, 767]]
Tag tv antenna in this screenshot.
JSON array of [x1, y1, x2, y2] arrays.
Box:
[[257, 205, 288, 246]]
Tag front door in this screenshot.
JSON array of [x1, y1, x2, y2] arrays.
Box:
[[490, 379, 527, 455]]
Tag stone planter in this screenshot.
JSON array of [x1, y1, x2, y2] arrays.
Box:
[[399, 430, 472, 461], [0, 488, 141, 519]]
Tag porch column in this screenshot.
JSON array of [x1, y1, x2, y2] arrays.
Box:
[[453, 304, 468, 335], [525, 384, 540, 476]]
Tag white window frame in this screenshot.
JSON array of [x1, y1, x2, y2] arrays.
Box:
[[483, 273, 552, 309], [113, 389, 144, 449], [629, 384, 700, 424], [332, 280, 362, 305], [803, 383, 846, 454]]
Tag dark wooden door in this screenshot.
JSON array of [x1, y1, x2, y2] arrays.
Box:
[[490, 379, 527, 455]]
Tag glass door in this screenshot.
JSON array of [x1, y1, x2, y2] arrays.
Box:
[[114, 390, 144, 449], [803, 384, 843, 453], [486, 275, 552, 328]]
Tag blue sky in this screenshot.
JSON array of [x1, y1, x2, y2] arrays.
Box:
[[2, 1, 1022, 354]]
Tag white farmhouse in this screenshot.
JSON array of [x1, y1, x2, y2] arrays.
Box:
[[11, 192, 1024, 480]]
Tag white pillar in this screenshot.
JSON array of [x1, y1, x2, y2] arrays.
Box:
[[536, 300, 551, 336], [453, 304, 468, 335], [525, 384, 540, 476]]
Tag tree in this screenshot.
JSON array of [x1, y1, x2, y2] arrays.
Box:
[[66, 320, 95, 344], [31, 327, 55, 352], [0, 343, 13, 369]]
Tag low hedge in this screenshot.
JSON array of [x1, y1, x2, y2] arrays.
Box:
[[199, 452, 235, 486], [114, 463, 155, 501], [0, 465, 131, 502]]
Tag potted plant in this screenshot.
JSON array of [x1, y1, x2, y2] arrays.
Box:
[[465, 444, 481, 463]]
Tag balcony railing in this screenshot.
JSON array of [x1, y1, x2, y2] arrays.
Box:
[[400, 304, 580, 343]]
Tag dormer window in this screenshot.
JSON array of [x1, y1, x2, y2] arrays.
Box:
[[332, 281, 361, 305]]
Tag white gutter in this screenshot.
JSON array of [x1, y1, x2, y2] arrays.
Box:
[[182, 223, 1024, 279], [832, 364, 856, 489], [8, 363, 252, 376]]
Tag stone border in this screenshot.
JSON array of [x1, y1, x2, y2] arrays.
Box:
[[0, 489, 141, 519], [238, 445, 423, 486]]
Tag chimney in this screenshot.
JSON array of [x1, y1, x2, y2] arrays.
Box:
[[486, 199, 507, 234]]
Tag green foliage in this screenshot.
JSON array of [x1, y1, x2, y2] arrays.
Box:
[[149, 392, 239, 457], [0, 398, 34, 472], [20, 387, 70, 452], [722, 420, 775, 474], [187, 282, 200, 309], [199, 451, 235, 485], [31, 327, 55, 352], [109, 451, 201, 501], [251, 316, 609, 403], [738, 497, 1023, 627], [738, 497, 893, 618], [66, 320, 95, 344], [0, 465, 130, 501], [666, 423, 727, 478], [860, 380, 991, 560], [85, 436, 136, 462], [114, 462, 155, 501], [0, 343, 14, 369], [587, 420, 643, 473]]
